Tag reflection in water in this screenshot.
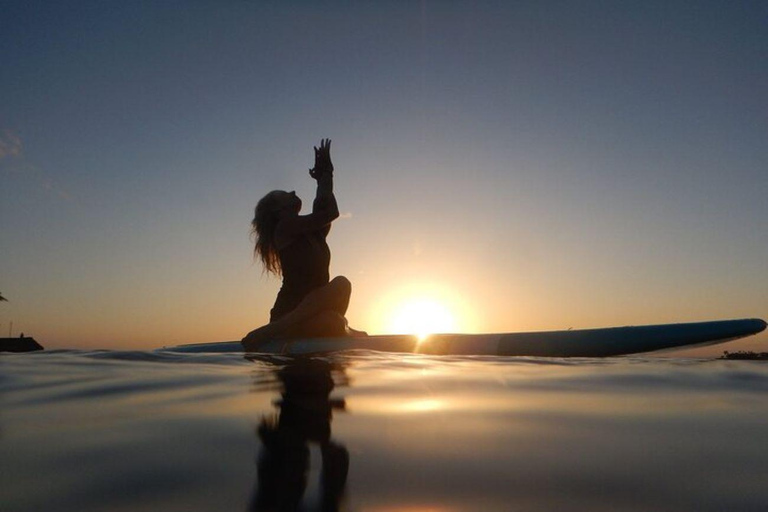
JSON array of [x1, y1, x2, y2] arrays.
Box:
[[5, 352, 768, 511], [250, 358, 349, 511]]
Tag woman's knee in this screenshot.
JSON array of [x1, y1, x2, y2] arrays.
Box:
[[330, 275, 351, 295], [328, 276, 351, 314]]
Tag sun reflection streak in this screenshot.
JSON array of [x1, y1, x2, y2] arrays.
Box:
[[363, 506, 459, 512], [397, 398, 445, 413]]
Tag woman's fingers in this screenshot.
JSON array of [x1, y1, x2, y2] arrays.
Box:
[[311, 140, 332, 175]]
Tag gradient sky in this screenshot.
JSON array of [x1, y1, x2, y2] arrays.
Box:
[[1, 1, 766, 353]]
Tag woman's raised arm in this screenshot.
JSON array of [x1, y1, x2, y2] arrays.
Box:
[[310, 139, 339, 219]]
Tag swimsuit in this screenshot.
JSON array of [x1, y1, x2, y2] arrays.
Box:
[[270, 231, 330, 322]]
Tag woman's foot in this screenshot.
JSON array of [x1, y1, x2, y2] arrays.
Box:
[[345, 325, 368, 337], [241, 325, 275, 352]]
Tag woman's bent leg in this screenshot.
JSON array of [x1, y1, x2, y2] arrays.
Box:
[[273, 276, 350, 330], [327, 276, 352, 316], [242, 276, 353, 350], [286, 311, 347, 339]]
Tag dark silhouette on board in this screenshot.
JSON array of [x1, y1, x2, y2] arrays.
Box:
[[242, 139, 365, 351], [249, 358, 350, 511]]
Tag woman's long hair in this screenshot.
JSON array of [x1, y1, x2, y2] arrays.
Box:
[[252, 191, 284, 276]]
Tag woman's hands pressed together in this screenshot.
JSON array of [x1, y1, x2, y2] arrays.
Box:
[[309, 138, 334, 180]]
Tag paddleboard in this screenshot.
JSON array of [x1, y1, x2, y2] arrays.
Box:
[[163, 318, 766, 357]]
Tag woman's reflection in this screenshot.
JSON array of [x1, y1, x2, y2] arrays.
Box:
[[251, 358, 349, 511]]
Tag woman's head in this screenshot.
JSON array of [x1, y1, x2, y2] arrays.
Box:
[[252, 190, 301, 275]]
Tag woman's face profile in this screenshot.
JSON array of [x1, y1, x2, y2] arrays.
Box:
[[275, 190, 301, 214]]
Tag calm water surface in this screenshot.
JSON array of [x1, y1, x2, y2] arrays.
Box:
[[2, 349, 768, 511]]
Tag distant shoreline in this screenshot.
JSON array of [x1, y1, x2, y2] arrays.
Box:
[[720, 351, 768, 361], [0, 337, 44, 353]]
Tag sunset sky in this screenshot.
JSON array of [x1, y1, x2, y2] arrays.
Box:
[[2, 1, 766, 354]]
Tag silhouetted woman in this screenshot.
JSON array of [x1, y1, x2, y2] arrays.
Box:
[[242, 139, 362, 351]]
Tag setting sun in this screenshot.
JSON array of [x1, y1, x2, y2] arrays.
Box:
[[365, 282, 478, 338], [389, 298, 457, 339]]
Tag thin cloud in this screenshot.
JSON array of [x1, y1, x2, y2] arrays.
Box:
[[0, 129, 22, 159], [0, 129, 74, 203], [41, 175, 74, 202]]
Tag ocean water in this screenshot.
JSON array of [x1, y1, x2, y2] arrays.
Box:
[[2, 350, 768, 512]]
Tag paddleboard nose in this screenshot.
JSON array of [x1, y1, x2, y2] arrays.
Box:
[[757, 319, 768, 332]]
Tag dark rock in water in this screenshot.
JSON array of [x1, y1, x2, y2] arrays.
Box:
[[0, 337, 44, 352]]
